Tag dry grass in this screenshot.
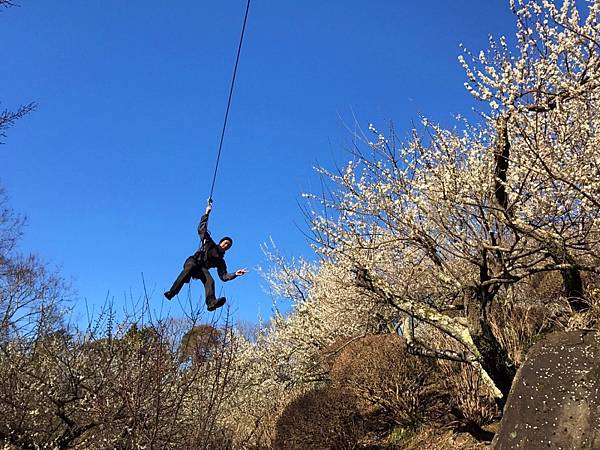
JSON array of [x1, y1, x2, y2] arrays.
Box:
[[437, 360, 499, 427], [400, 426, 494, 450], [489, 301, 558, 366], [415, 327, 500, 428], [329, 334, 449, 429]]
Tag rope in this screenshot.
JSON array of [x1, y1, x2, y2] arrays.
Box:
[[209, 0, 252, 201]]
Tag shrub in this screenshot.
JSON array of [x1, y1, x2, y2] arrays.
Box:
[[274, 386, 365, 450]]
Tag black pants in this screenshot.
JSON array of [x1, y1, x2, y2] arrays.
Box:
[[168, 256, 216, 302]]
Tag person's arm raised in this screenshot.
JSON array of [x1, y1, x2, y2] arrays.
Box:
[[198, 199, 213, 240]]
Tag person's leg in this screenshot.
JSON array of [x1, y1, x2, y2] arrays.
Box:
[[198, 267, 216, 302], [199, 267, 226, 311], [164, 257, 196, 299]]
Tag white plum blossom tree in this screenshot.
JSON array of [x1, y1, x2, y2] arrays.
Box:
[[194, 2, 600, 446], [294, 0, 600, 400]]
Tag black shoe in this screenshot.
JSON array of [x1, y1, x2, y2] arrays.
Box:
[[164, 290, 174, 300], [206, 296, 226, 311]]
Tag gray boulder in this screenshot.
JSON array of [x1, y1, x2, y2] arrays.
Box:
[[493, 330, 600, 449]]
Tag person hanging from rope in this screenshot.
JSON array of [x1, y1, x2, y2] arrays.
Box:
[[164, 199, 248, 311]]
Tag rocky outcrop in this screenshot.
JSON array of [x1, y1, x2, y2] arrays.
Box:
[[493, 330, 600, 449]]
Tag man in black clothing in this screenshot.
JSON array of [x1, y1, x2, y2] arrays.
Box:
[[164, 200, 247, 311]]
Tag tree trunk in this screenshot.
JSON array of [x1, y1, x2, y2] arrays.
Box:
[[464, 286, 515, 403], [548, 247, 588, 312], [493, 116, 588, 313]]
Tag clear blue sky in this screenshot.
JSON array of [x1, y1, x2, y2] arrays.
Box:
[[1, 1, 515, 325]]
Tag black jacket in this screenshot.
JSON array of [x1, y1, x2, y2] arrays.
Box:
[[193, 213, 237, 282]]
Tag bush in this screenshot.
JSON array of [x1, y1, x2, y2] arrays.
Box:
[[274, 386, 365, 450]]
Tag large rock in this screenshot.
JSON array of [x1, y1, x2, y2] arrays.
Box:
[[493, 330, 600, 449]]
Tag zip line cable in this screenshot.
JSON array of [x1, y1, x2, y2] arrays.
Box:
[[208, 0, 252, 202]]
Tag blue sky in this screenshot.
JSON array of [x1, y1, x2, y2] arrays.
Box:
[[1, 1, 515, 326]]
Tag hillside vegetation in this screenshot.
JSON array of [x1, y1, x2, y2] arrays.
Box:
[[2, 0, 600, 448]]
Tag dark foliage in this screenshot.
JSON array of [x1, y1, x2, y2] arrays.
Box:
[[274, 386, 366, 450]]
